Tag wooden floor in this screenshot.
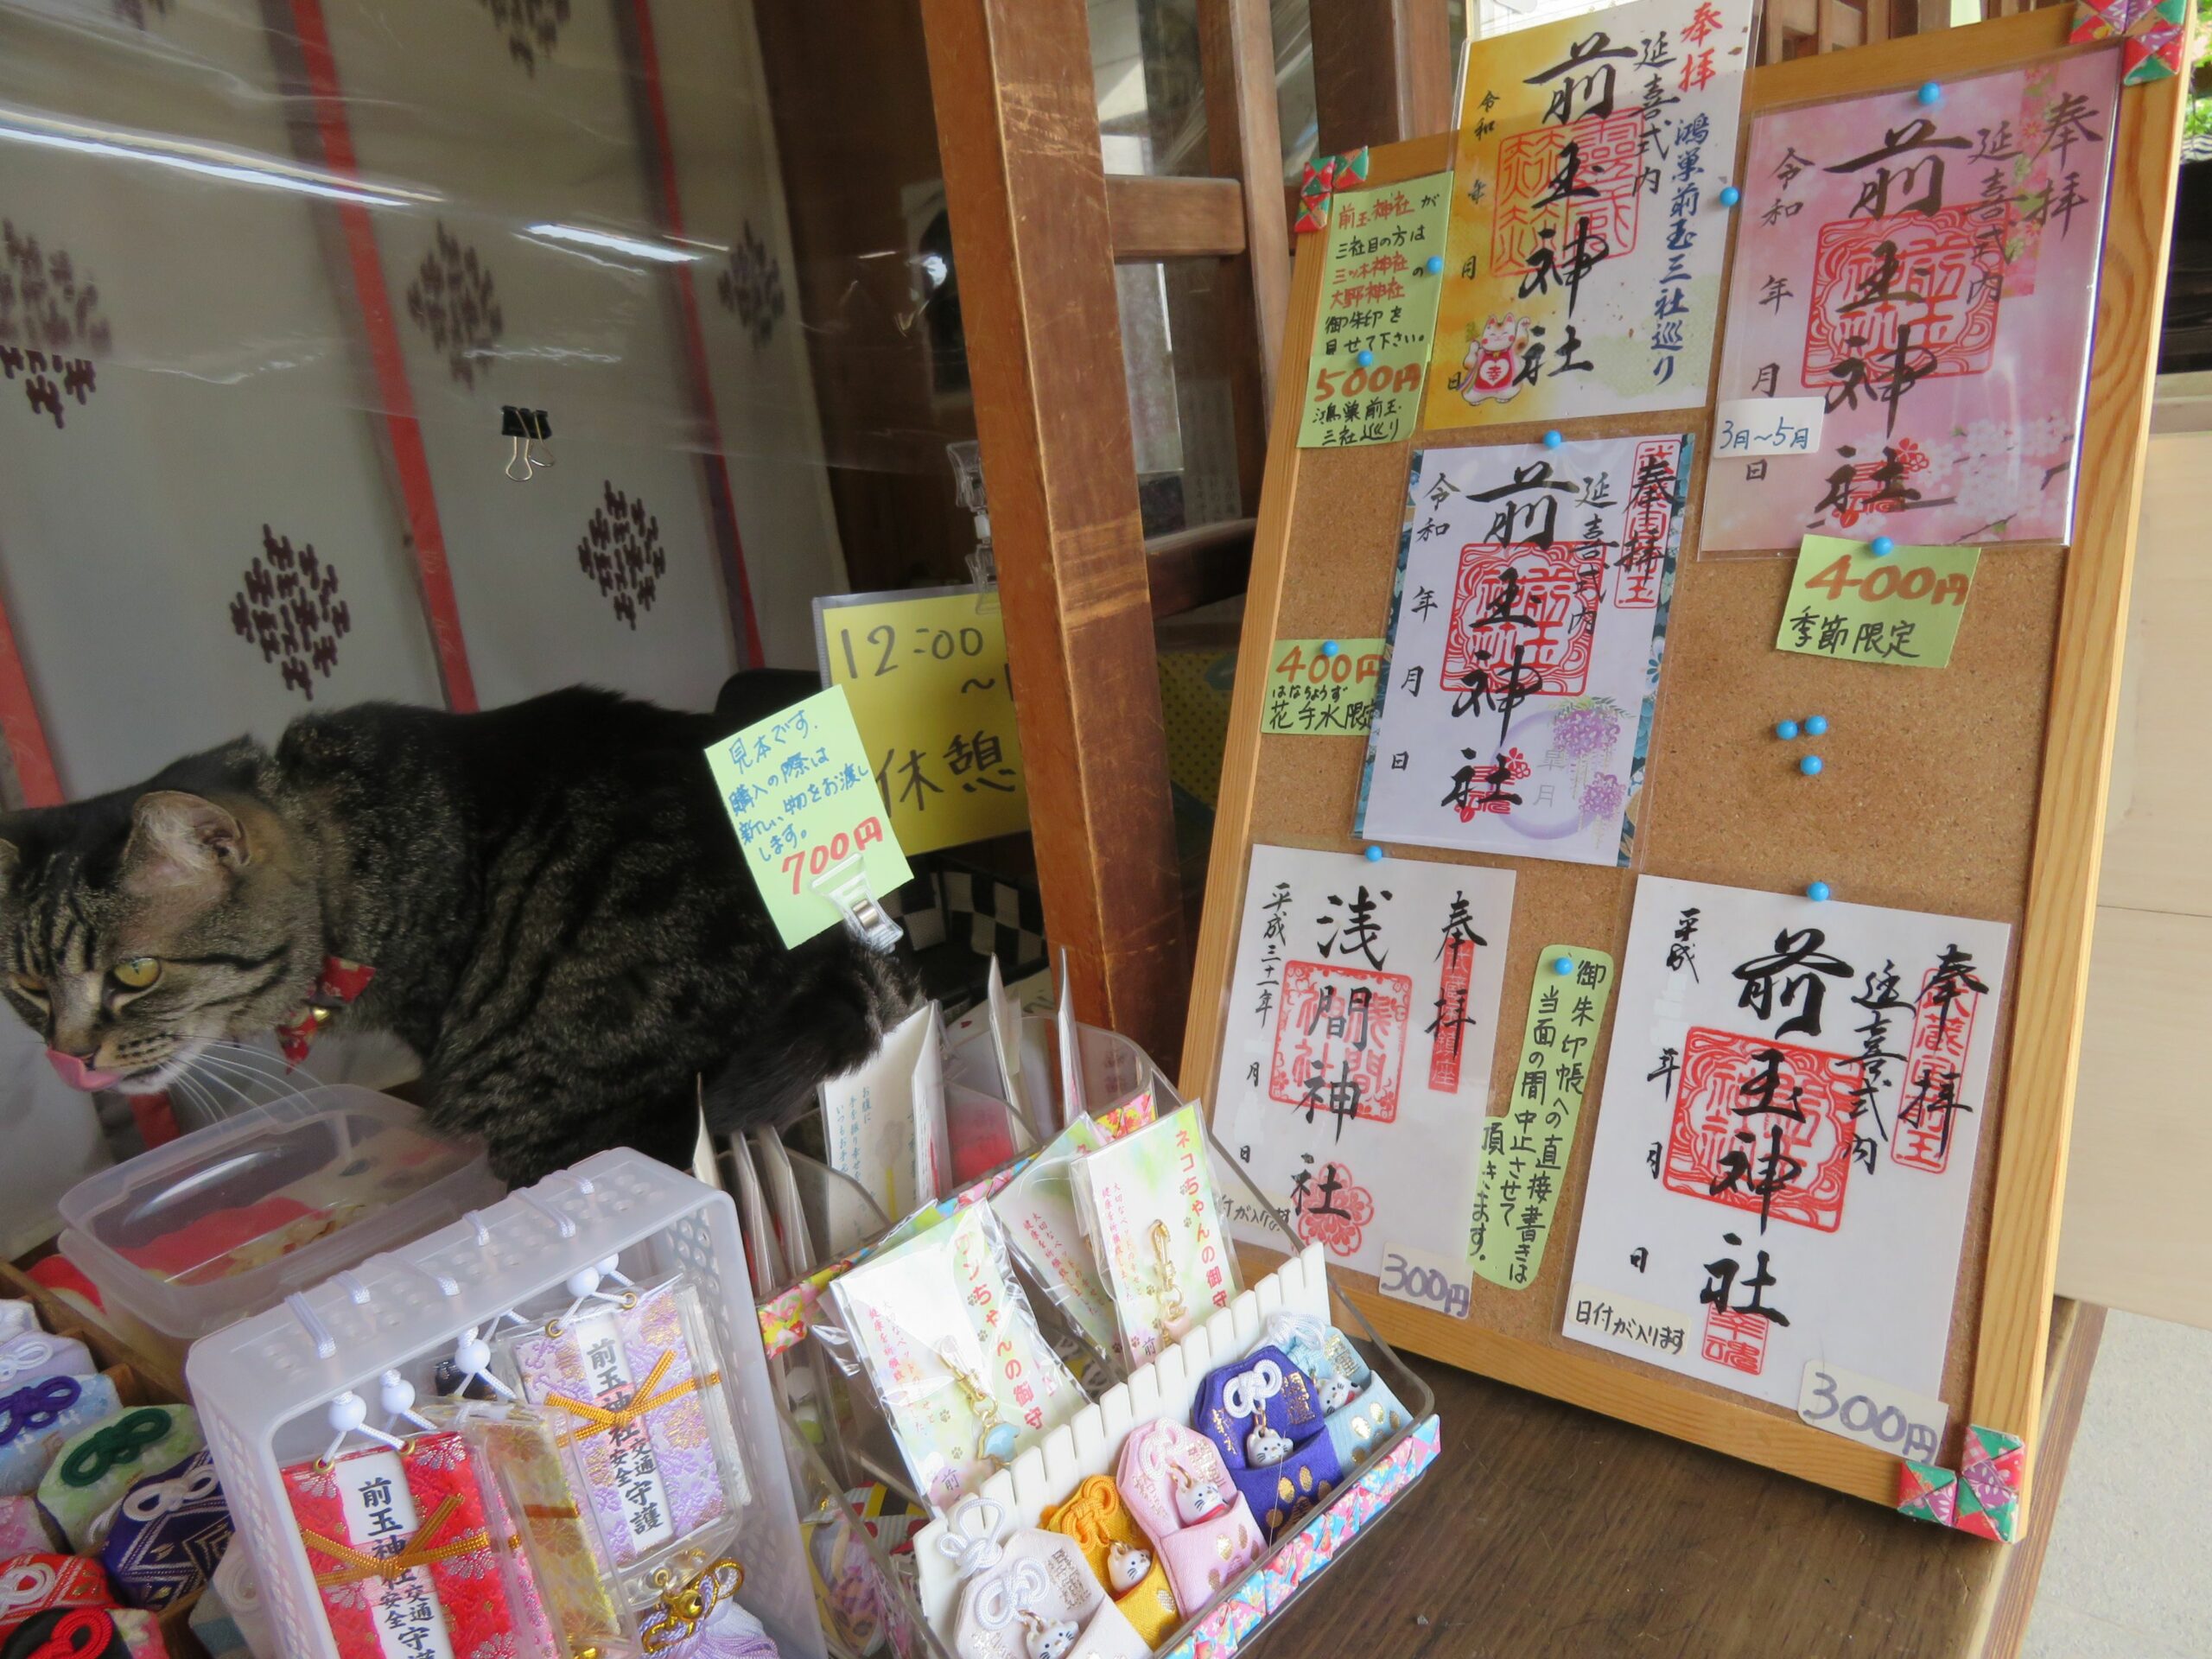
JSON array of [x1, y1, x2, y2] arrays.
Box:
[[1252, 1301, 2104, 1659]]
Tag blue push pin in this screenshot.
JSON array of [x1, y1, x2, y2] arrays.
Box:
[[1806, 881, 1832, 903], [1363, 845, 1384, 863], [1542, 429, 1564, 449], [1917, 80, 1942, 106], [1357, 349, 1376, 368], [1552, 955, 1575, 976], [1804, 714, 1828, 737], [1869, 536, 1895, 558], [1320, 639, 1340, 658], [1719, 185, 1742, 207], [1776, 719, 1800, 741], [1800, 754, 1824, 777], [1426, 254, 1445, 275]]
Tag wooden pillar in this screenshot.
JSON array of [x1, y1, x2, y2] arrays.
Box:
[[1309, 0, 1454, 155], [918, 0, 1190, 1065]]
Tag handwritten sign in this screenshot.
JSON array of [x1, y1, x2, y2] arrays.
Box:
[[1470, 945, 1616, 1290], [1378, 1242, 1471, 1319], [1262, 639, 1383, 736], [1798, 1359, 1948, 1463], [707, 685, 912, 949], [1714, 397, 1824, 458], [816, 587, 1027, 855], [1564, 1284, 1690, 1360], [1777, 534, 1980, 669], [1298, 173, 1453, 448]]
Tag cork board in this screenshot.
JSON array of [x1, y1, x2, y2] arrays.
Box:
[[1179, 11, 2185, 1518]]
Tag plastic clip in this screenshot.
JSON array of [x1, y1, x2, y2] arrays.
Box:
[[813, 855, 903, 955]]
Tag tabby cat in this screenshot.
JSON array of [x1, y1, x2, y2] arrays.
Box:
[[0, 687, 913, 1181]]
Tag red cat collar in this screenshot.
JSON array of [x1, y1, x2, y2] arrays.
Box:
[[274, 956, 376, 1068]]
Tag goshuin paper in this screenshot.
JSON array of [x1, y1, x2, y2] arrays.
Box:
[[1217, 843, 1514, 1280], [1423, 0, 1757, 429], [1357, 436, 1687, 866], [1700, 50, 2121, 551], [1565, 877, 2011, 1410], [1297, 174, 1454, 448]]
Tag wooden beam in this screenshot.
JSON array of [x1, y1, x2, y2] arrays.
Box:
[[1309, 0, 1453, 153], [1147, 518, 1255, 620], [918, 0, 1189, 1065], [1107, 175, 1248, 261]]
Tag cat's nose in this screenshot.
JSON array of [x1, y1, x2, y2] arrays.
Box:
[[46, 1048, 120, 1090]]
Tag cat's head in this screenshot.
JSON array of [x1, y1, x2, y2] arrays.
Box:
[[0, 744, 321, 1095]]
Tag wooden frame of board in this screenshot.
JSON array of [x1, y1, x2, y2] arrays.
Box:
[[1179, 8, 2186, 1524]]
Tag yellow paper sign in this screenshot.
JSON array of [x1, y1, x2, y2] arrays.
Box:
[[816, 587, 1028, 855], [1261, 639, 1384, 736], [1297, 174, 1454, 449], [1470, 945, 1615, 1290], [1777, 535, 1980, 669]]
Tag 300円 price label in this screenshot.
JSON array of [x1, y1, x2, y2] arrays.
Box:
[[1796, 1359, 1948, 1462], [1377, 1241, 1471, 1319]]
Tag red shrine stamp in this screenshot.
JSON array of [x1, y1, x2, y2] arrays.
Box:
[[1893, 963, 1982, 1174], [1803, 207, 2003, 393], [1701, 1305, 1770, 1376], [1663, 1027, 1858, 1233], [1443, 543, 1605, 698], [1268, 961, 1413, 1128], [1491, 110, 1647, 277]]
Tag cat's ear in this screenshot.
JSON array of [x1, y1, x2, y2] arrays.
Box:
[[121, 791, 247, 898]]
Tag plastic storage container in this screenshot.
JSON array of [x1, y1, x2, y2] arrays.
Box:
[[58, 1084, 499, 1351]]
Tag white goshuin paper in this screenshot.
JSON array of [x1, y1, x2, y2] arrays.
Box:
[[1358, 437, 1687, 867], [819, 1001, 950, 1218], [1217, 843, 1515, 1280], [1565, 876, 2010, 1411]]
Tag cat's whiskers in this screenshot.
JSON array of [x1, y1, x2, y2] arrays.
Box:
[[189, 1044, 316, 1110], [196, 1039, 308, 1087]]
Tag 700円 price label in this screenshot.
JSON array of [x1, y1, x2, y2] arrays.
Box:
[[1796, 1359, 1949, 1463]]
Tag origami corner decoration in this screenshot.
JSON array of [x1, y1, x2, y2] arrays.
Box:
[[1893, 1425, 2025, 1543], [1294, 147, 1371, 235], [2069, 0, 2190, 82]]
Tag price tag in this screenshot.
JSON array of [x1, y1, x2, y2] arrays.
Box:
[[1261, 639, 1385, 736], [1797, 1360, 1949, 1463], [1777, 533, 1980, 669], [1377, 1242, 1471, 1320], [1714, 396, 1824, 457]]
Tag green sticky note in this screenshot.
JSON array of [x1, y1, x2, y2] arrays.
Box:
[[1297, 172, 1454, 448], [1777, 534, 1980, 669], [707, 685, 912, 949], [1470, 945, 1616, 1290], [1260, 639, 1386, 735]]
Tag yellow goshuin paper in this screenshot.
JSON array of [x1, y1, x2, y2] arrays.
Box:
[[1421, 0, 1756, 431], [817, 587, 1029, 855]]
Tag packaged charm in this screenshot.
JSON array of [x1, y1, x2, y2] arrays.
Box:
[[1038, 1474, 1179, 1647], [937, 1499, 1147, 1659], [99, 1449, 232, 1611], [0, 1606, 161, 1659], [0, 1501, 51, 1560], [1255, 1312, 1409, 1468], [283, 1428, 556, 1659], [989, 1119, 1120, 1365], [827, 1204, 1084, 1509], [637, 1555, 781, 1658], [0, 1376, 121, 1498], [1070, 1106, 1239, 1369], [38, 1406, 202, 1553], [0, 1337, 92, 1394], [498, 1275, 752, 1578], [0, 1554, 115, 1637], [1192, 1348, 1339, 1541], [801, 1484, 917, 1658], [1113, 1422, 1263, 1613], [424, 1397, 621, 1655]]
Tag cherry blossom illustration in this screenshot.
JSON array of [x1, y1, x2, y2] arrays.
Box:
[[0, 219, 112, 431], [228, 527, 351, 702], [1929, 414, 2078, 540], [716, 221, 785, 348], [477, 0, 569, 73], [406, 223, 504, 389], [577, 482, 667, 629]]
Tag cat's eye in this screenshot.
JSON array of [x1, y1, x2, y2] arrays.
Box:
[[9, 972, 44, 1000], [109, 957, 162, 991]]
